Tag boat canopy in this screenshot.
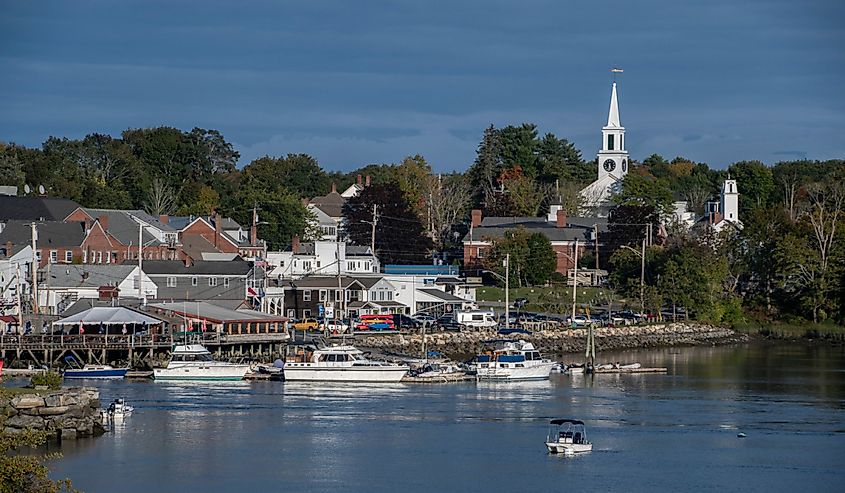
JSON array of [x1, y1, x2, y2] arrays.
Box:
[[550, 419, 585, 426]]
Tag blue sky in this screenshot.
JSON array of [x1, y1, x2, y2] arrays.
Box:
[[1, 0, 843, 173]]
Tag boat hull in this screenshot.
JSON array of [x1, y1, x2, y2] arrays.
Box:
[[546, 442, 593, 454], [154, 364, 250, 381], [476, 362, 557, 381], [64, 368, 128, 379], [283, 366, 408, 382]]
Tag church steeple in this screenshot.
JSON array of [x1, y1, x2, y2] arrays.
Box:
[[597, 81, 629, 180], [607, 81, 621, 127]]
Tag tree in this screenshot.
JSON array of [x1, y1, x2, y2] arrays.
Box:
[[486, 228, 532, 288], [144, 178, 177, 216], [425, 173, 470, 249], [242, 154, 329, 199], [0, 427, 73, 492], [343, 183, 432, 265], [524, 233, 557, 285], [727, 160, 774, 214], [614, 173, 674, 217], [498, 124, 539, 176]]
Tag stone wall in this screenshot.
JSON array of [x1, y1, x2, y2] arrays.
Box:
[[1, 387, 105, 440], [357, 323, 746, 359]]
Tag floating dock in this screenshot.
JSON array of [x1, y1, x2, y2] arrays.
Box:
[[593, 367, 668, 374], [124, 370, 154, 379], [401, 373, 474, 384]]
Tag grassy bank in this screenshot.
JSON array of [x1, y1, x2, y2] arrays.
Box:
[[732, 320, 845, 340], [476, 285, 623, 312]]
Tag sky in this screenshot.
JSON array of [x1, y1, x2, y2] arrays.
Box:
[[1, 0, 843, 173]]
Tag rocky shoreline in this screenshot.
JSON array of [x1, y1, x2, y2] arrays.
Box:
[[1, 387, 105, 440], [356, 322, 746, 360]]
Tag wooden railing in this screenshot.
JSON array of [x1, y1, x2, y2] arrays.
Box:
[[0, 331, 290, 349]]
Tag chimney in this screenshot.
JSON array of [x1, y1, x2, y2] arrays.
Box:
[[331, 182, 337, 194], [4, 241, 12, 256], [183, 256, 193, 267], [471, 209, 482, 229], [214, 212, 222, 249], [250, 211, 258, 247], [365, 175, 371, 187], [292, 235, 301, 254], [357, 174, 362, 186], [556, 209, 567, 228], [97, 214, 109, 231], [159, 214, 169, 225]]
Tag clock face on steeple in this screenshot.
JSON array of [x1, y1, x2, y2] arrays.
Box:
[[603, 159, 616, 173], [622, 159, 628, 172]]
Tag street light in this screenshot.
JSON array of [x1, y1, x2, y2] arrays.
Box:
[[619, 240, 646, 316], [481, 252, 509, 330]]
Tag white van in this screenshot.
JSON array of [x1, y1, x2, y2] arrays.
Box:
[[455, 310, 498, 329]]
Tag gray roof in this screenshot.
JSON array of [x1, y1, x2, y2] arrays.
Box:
[[0, 220, 86, 248], [308, 191, 346, 218], [285, 242, 374, 256], [47, 264, 136, 289], [138, 260, 253, 276], [0, 196, 81, 222], [167, 215, 242, 231], [82, 209, 161, 245], [54, 306, 164, 326], [418, 288, 467, 303], [279, 276, 366, 289], [464, 216, 606, 243], [148, 301, 287, 322]]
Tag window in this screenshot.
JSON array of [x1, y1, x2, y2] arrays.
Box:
[[607, 134, 615, 150], [224, 278, 230, 288], [97, 251, 102, 263], [287, 309, 295, 318], [65, 251, 73, 263], [167, 276, 177, 288], [50, 250, 57, 263], [335, 289, 342, 302], [303, 290, 311, 302], [209, 277, 218, 287], [36, 251, 42, 262], [477, 248, 485, 258], [316, 261, 321, 268], [319, 289, 327, 302], [191, 277, 198, 287], [303, 309, 311, 317]]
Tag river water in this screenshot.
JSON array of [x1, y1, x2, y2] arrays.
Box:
[[46, 343, 845, 492]]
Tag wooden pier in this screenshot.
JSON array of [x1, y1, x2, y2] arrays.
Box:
[[0, 333, 291, 369]]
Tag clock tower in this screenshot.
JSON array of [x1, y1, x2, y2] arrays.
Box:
[[597, 81, 628, 181]]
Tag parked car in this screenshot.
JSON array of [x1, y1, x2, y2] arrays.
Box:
[[322, 320, 350, 334], [435, 314, 461, 331], [566, 315, 591, 327], [293, 318, 320, 331], [392, 314, 422, 331], [412, 313, 437, 326]]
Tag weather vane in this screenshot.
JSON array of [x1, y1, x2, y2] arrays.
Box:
[[611, 67, 624, 82]]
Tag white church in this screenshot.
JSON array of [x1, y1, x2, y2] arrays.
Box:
[[580, 81, 629, 216], [579, 80, 742, 231]]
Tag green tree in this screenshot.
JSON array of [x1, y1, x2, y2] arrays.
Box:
[[727, 160, 774, 214], [0, 427, 73, 492], [525, 233, 557, 285], [486, 228, 532, 288]]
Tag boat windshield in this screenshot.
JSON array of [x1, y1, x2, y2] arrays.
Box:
[[172, 353, 214, 362]]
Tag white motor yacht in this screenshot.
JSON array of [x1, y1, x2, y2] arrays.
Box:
[[474, 340, 557, 381], [545, 419, 593, 455], [154, 344, 250, 381], [283, 345, 409, 382]]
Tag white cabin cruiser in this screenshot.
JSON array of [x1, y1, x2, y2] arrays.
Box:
[[154, 344, 250, 381], [545, 419, 593, 455], [474, 340, 557, 381], [284, 345, 409, 382]]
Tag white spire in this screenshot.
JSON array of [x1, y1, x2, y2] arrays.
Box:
[[607, 82, 621, 127]]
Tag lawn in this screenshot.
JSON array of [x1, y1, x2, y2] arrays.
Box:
[[475, 285, 625, 313]]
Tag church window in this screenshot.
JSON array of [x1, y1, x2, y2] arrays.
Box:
[[607, 134, 614, 150]]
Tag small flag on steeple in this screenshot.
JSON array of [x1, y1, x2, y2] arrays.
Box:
[[611, 68, 624, 73]]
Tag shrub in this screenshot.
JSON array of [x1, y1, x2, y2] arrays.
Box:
[[30, 371, 62, 390]]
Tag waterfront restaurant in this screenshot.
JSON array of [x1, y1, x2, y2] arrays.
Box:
[[147, 301, 289, 337], [52, 306, 166, 335]]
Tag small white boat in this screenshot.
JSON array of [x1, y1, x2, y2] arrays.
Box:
[[474, 340, 557, 381], [64, 364, 129, 379], [546, 419, 593, 455], [101, 398, 134, 425], [411, 361, 467, 381], [154, 344, 250, 381], [284, 345, 409, 382]]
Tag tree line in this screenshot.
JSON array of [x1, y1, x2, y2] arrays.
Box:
[[2, 125, 843, 325]]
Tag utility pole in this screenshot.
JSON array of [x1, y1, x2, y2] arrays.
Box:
[[370, 204, 378, 253], [138, 221, 143, 299], [572, 238, 579, 321], [640, 237, 646, 316], [594, 224, 599, 270], [15, 263, 23, 331], [30, 222, 38, 315], [504, 253, 510, 331]]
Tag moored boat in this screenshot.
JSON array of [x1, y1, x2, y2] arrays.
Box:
[[64, 365, 129, 379], [284, 345, 408, 382], [545, 419, 593, 455], [154, 344, 250, 381], [474, 340, 556, 381]]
